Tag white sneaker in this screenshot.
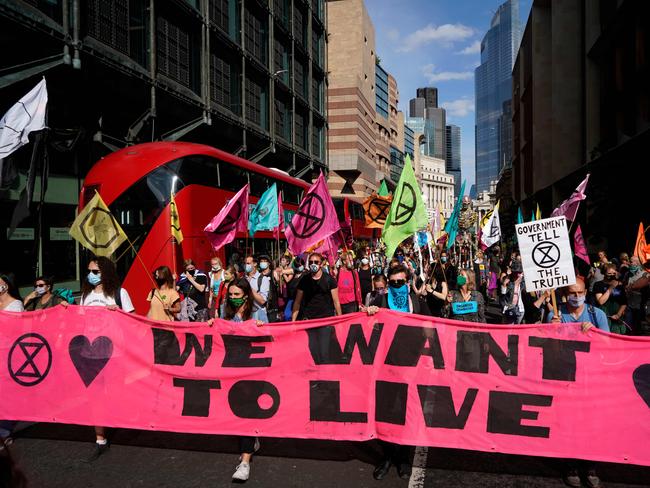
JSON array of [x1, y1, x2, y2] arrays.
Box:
[[232, 462, 250, 482]]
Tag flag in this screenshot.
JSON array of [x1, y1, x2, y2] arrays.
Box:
[[516, 207, 524, 225], [204, 184, 249, 251], [443, 179, 466, 250], [285, 173, 340, 255], [69, 191, 127, 257], [551, 174, 590, 222], [378, 180, 389, 197], [249, 183, 279, 237], [480, 201, 501, 248], [382, 155, 428, 258], [531, 211, 535, 222], [362, 193, 392, 229], [273, 191, 284, 240], [169, 191, 183, 243], [536, 204, 541, 221], [574, 225, 590, 265], [633, 222, 650, 265], [0, 78, 48, 159]]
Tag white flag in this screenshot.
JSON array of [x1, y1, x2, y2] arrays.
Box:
[[0, 78, 48, 159], [480, 201, 501, 248]]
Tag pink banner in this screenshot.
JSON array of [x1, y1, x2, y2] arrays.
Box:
[[285, 173, 340, 255], [204, 183, 249, 251], [2, 307, 650, 466], [551, 174, 590, 222]]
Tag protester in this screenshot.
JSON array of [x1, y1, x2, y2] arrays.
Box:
[[337, 251, 362, 314], [363, 274, 387, 307], [626, 257, 650, 333], [439, 250, 457, 291], [292, 253, 341, 321], [593, 263, 628, 334], [23, 276, 66, 311], [284, 257, 305, 320], [79, 256, 135, 462], [259, 255, 281, 322], [448, 269, 485, 322], [487, 248, 501, 302], [212, 265, 236, 320], [146, 266, 181, 321], [219, 278, 264, 482], [176, 259, 209, 321], [500, 265, 526, 325], [207, 256, 225, 317], [357, 254, 373, 302], [423, 263, 448, 318], [244, 255, 270, 323], [546, 277, 609, 331], [473, 250, 489, 300], [0, 273, 23, 312]]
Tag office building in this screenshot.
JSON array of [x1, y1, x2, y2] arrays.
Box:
[[446, 124, 462, 195]]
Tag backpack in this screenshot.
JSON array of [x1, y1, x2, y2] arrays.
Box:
[[258, 274, 281, 322]]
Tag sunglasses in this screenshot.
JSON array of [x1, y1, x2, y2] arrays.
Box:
[[309, 260, 321, 265], [88, 269, 100, 274], [389, 279, 406, 286], [34, 283, 46, 288]]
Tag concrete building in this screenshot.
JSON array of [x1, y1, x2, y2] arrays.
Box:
[[327, 0, 407, 196], [509, 0, 650, 254], [420, 154, 455, 219], [407, 100, 446, 161], [0, 0, 327, 290], [446, 124, 462, 195], [475, 0, 522, 194], [409, 97, 426, 119], [417, 87, 439, 109]]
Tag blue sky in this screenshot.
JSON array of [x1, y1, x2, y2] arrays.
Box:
[[365, 0, 532, 189]]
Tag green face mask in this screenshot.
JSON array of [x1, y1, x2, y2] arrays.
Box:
[[228, 297, 246, 308], [457, 275, 467, 287]]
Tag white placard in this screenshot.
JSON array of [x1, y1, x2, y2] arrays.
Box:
[[516, 216, 576, 292]]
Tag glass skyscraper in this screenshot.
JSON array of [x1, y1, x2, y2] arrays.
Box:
[[446, 124, 462, 196], [475, 0, 522, 194]]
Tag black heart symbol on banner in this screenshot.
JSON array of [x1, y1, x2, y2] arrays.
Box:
[[633, 364, 650, 408], [69, 335, 113, 387]]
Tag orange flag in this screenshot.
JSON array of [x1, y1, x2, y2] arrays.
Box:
[[362, 193, 392, 229], [633, 222, 650, 264]]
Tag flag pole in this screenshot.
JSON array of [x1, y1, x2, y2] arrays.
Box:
[[550, 288, 559, 320]]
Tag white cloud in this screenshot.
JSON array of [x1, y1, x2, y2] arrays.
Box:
[[386, 29, 399, 41], [441, 97, 475, 118], [421, 64, 473, 83], [397, 23, 474, 52], [456, 40, 481, 55]]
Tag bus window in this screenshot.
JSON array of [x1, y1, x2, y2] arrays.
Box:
[[249, 172, 269, 197], [172, 155, 220, 189], [283, 183, 303, 205], [219, 163, 248, 192]]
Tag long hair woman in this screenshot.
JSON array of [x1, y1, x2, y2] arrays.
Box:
[[147, 266, 181, 321], [0, 273, 23, 312]]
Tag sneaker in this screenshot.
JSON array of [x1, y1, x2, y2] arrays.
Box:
[[85, 441, 109, 463], [232, 462, 250, 482], [563, 470, 581, 488], [238, 438, 261, 461], [585, 471, 602, 488]]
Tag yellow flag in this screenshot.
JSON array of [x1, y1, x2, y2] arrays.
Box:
[[170, 191, 184, 243], [535, 203, 541, 221], [69, 191, 127, 257]]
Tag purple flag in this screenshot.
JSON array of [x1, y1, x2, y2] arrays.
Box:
[[204, 184, 249, 251], [574, 225, 590, 265], [551, 174, 590, 222], [285, 173, 340, 255]]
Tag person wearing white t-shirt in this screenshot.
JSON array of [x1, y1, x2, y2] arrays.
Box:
[[79, 257, 134, 463]]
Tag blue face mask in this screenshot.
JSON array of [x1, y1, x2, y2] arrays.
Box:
[[245, 264, 254, 273], [387, 284, 409, 312], [259, 262, 269, 270], [567, 296, 585, 308], [87, 272, 101, 286]]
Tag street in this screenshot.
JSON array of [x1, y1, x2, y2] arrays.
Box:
[[7, 423, 650, 488]]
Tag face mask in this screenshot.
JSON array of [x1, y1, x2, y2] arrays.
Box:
[[186, 269, 196, 276], [567, 296, 585, 308], [0, 284, 7, 294], [630, 265, 641, 274], [260, 262, 269, 271], [361, 258, 369, 265], [376, 288, 386, 295], [228, 297, 246, 308], [309, 264, 319, 274], [35, 286, 47, 296], [297, 266, 305, 272], [457, 275, 467, 287], [605, 275, 616, 281], [245, 264, 254, 273], [441, 257, 448, 263], [87, 272, 101, 286], [212, 265, 221, 272]]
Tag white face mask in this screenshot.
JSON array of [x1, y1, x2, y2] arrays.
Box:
[[361, 258, 369, 265], [0, 284, 7, 294], [212, 264, 221, 272], [35, 286, 47, 296]]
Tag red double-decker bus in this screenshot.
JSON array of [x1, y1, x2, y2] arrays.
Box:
[[80, 142, 311, 314]]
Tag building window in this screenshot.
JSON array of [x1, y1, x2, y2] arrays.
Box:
[[311, 27, 323, 67], [274, 95, 291, 142], [312, 122, 323, 159], [311, 0, 323, 22], [274, 36, 291, 85], [245, 74, 268, 129], [295, 109, 308, 150], [274, 0, 290, 29], [375, 65, 389, 119], [311, 76, 323, 112], [210, 0, 240, 41], [294, 59, 308, 100], [157, 15, 197, 90], [245, 4, 268, 65], [210, 50, 241, 115], [293, 5, 307, 49]]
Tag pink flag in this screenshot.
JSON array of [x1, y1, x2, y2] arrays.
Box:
[[574, 225, 590, 265], [273, 191, 284, 240], [285, 173, 340, 255], [551, 174, 590, 222], [204, 184, 249, 251]]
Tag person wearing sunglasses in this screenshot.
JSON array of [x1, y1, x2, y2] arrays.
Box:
[[23, 276, 65, 311], [292, 253, 341, 321], [593, 263, 628, 334]]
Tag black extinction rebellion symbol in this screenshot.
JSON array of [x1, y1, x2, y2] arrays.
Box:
[[80, 207, 121, 250], [289, 194, 325, 239], [212, 200, 242, 236], [367, 198, 391, 224], [532, 241, 561, 269], [8, 333, 52, 387], [391, 183, 417, 226]]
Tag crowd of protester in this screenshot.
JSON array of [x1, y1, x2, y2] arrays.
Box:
[[1, 240, 649, 486]]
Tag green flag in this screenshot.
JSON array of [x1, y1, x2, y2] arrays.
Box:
[[517, 207, 524, 225], [378, 180, 389, 197], [382, 155, 428, 258], [443, 179, 466, 249]]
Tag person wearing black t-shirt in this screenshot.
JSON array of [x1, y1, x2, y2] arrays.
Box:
[[177, 258, 209, 321], [358, 256, 373, 302]]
